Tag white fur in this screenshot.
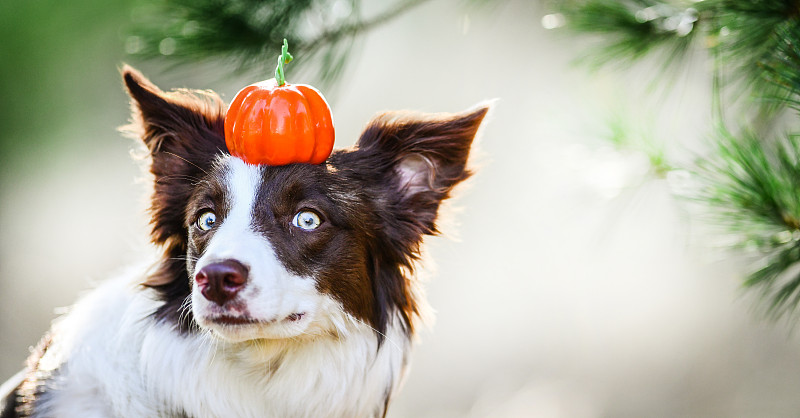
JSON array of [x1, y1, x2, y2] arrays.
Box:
[[32, 269, 408, 418]]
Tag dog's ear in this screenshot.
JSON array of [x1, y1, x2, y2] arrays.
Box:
[[122, 66, 227, 278], [333, 104, 489, 240], [329, 105, 488, 337]]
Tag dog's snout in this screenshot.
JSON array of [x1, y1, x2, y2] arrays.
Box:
[[194, 260, 249, 306]]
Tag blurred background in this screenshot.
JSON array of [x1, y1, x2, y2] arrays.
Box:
[[4, 0, 800, 416]]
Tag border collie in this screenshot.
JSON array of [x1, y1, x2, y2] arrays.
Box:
[[0, 67, 488, 418]]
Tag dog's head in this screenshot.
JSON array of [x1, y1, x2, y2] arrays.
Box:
[[123, 67, 488, 342]]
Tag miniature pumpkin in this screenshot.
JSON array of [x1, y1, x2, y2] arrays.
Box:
[[224, 40, 335, 166]]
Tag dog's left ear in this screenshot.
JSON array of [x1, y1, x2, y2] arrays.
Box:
[[122, 66, 227, 247], [333, 104, 489, 238], [122, 66, 227, 286]]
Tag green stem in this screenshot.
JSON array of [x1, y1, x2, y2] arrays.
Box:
[[275, 38, 294, 86]]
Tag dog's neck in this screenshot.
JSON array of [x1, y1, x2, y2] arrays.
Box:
[[139, 307, 411, 418]]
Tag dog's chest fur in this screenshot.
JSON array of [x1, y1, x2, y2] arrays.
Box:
[[27, 271, 408, 418]]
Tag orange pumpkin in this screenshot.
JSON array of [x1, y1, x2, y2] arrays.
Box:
[[224, 40, 335, 166]]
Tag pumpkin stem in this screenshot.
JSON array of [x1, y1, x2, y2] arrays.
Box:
[[275, 39, 294, 86]]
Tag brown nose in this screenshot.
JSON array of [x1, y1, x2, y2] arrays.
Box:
[[194, 260, 249, 306]]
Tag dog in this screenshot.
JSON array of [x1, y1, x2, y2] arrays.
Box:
[[0, 66, 488, 418]]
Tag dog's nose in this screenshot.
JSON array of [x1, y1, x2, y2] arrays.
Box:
[[194, 260, 249, 306]]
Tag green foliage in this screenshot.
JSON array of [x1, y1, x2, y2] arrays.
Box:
[[127, 0, 429, 85], [704, 0, 800, 118], [696, 130, 800, 316], [766, 24, 800, 110], [551, 0, 800, 107], [551, 0, 698, 68], [697, 131, 800, 248], [550, 0, 800, 317]]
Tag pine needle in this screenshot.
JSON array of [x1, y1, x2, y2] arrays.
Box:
[[126, 0, 430, 86]]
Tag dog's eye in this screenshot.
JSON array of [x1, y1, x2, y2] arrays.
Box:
[[196, 210, 217, 231], [292, 210, 322, 231]]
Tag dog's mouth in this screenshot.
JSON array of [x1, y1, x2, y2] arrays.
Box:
[[209, 313, 306, 326], [211, 315, 262, 326]]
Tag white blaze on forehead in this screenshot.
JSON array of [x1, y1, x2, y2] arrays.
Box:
[[224, 158, 260, 229], [199, 157, 262, 264]]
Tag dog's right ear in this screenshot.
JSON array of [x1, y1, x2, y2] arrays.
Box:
[[122, 65, 227, 251]]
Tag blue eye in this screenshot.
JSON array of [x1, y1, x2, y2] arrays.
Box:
[[196, 211, 216, 231], [292, 210, 322, 231]]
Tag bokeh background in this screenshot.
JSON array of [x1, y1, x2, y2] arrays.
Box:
[[3, 0, 800, 416]]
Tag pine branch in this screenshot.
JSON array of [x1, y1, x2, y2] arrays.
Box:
[[550, 0, 800, 317], [126, 0, 430, 85], [549, 0, 800, 111], [764, 23, 800, 110], [549, 0, 701, 69], [746, 243, 800, 318], [693, 129, 800, 317], [297, 0, 428, 51]]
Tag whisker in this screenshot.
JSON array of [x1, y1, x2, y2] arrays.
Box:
[[336, 307, 405, 356], [162, 151, 210, 175], [155, 174, 204, 184], [169, 256, 200, 263], [177, 295, 194, 330]]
